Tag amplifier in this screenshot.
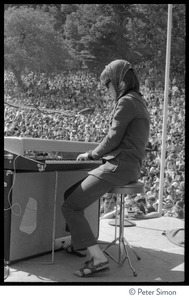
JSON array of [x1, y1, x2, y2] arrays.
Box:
[[4, 170, 100, 263]]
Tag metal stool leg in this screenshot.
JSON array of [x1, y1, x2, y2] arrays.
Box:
[[114, 194, 119, 240], [118, 194, 125, 263], [123, 237, 141, 261], [122, 242, 137, 277]]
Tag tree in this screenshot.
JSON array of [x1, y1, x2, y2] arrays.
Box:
[[63, 4, 185, 86], [64, 4, 134, 73], [4, 4, 185, 88], [4, 5, 73, 89], [170, 4, 185, 86]]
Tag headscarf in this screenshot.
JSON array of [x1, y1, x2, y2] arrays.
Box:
[[100, 59, 134, 100]]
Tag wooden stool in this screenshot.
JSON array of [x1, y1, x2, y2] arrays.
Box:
[[102, 181, 144, 276]]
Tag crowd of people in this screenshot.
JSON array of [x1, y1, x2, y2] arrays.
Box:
[[4, 70, 185, 219]]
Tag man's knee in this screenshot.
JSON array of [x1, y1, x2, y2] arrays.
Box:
[[61, 201, 72, 217]]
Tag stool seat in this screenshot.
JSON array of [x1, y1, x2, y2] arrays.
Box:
[[110, 181, 144, 195]]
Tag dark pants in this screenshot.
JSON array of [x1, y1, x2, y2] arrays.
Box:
[[61, 175, 114, 250]]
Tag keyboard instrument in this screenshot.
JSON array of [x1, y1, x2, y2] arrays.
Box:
[[4, 137, 102, 172]]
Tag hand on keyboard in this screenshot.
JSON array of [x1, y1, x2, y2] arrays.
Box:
[[76, 152, 90, 161]]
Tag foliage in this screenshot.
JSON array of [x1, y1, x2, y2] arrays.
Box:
[[170, 4, 185, 82], [129, 4, 185, 87], [64, 4, 134, 73], [63, 4, 185, 85], [4, 5, 73, 89], [4, 4, 185, 88]]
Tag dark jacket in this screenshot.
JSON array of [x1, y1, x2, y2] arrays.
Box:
[[91, 91, 150, 165], [88, 91, 150, 185]]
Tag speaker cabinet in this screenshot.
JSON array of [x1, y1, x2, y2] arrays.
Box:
[[4, 170, 100, 263]]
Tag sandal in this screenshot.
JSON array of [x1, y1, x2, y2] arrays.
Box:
[[74, 257, 110, 277], [62, 242, 87, 258]]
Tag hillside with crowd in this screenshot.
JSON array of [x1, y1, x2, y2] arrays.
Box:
[[4, 70, 185, 219]]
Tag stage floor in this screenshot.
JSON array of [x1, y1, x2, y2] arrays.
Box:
[[4, 216, 184, 283]]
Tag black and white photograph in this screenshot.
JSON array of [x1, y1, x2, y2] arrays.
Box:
[[3, 3, 185, 291]]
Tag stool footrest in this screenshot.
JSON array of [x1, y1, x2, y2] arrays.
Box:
[[109, 219, 136, 227]]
